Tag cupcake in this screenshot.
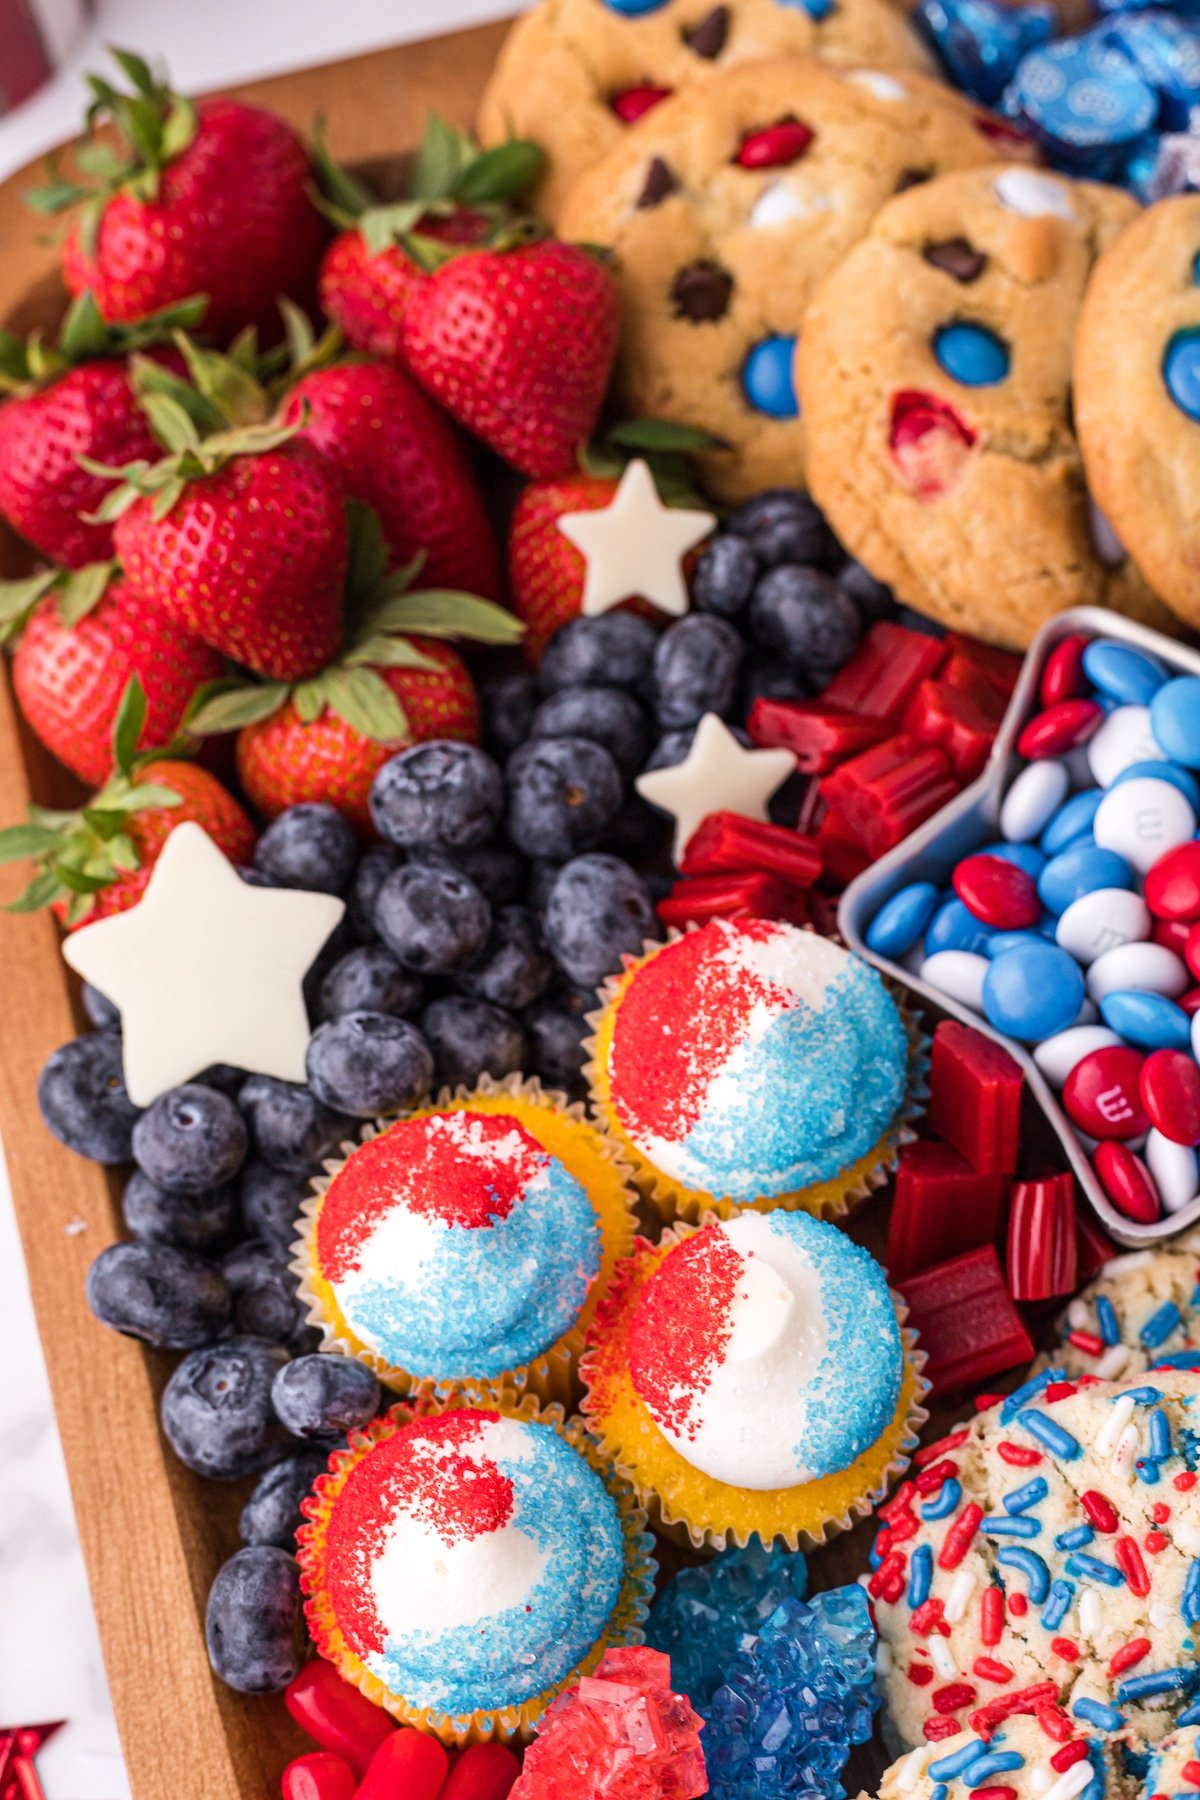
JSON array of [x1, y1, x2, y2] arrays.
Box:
[[1054, 1238, 1200, 1385], [296, 1079, 637, 1404], [580, 1209, 928, 1550], [588, 917, 920, 1223], [296, 1395, 656, 1745]]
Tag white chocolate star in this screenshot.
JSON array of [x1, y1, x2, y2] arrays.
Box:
[[557, 457, 715, 619], [634, 713, 797, 863], [62, 822, 345, 1107]]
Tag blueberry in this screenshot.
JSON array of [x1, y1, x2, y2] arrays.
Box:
[[457, 905, 553, 1010], [271, 1354, 381, 1440], [253, 804, 358, 895], [420, 997, 527, 1090], [748, 565, 861, 672], [306, 1012, 434, 1118], [316, 945, 423, 1022], [161, 1336, 289, 1478], [370, 741, 504, 854], [544, 855, 659, 987], [506, 737, 622, 860], [222, 1240, 307, 1344], [193, 1063, 248, 1099], [240, 1159, 308, 1252], [239, 1075, 353, 1174], [81, 983, 120, 1031], [538, 614, 659, 696], [239, 1450, 327, 1549], [727, 488, 839, 571], [86, 1242, 230, 1348], [374, 862, 492, 972], [205, 1547, 304, 1693], [605, 797, 671, 865], [131, 1083, 248, 1195], [651, 614, 742, 729], [442, 841, 528, 905], [523, 986, 595, 1089], [38, 1033, 141, 1163], [838, 558, 895, 623], [122, 1168, 238, 1254], [740, 653, 814, 711], [693, 533, 758, 617], [346, 845, 400, 942], [482, 669, 539, 761], [642, 728, 698, 775], [530, 686, 651, 782], [528, 859, 564, 913]]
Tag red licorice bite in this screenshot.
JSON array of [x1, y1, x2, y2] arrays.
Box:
[[439, 1743, 521, 1800], [284, 1662, 396, 1778], [679, 809, 821, 886], [281, 1753, 357, 1800], [748, 696, 889, 773], [355, 1730, 449, 1800], [821, 621, 946, 722], [928, 1020, 1023, 1177], [1007, 1175, 1076, 1303]]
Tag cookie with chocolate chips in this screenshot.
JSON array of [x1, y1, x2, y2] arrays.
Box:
[[476, 0, 934, 222], [556, 58, 1033, 501]]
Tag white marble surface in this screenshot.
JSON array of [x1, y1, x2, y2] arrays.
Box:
[[0, 5, 530, 1793]]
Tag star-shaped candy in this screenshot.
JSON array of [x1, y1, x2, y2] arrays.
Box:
[[635, 713, 797, 863], [63, 822, 344, 1107], [557, 458, 715, 619]]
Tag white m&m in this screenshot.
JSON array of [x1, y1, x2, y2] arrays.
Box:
[[1086, 706, 1167, 788], [1086, 941, 1189, 1002], [999, 759, 1070, 844], [1054, 887, 1151, 964], [1093, 776, 1196, 875]]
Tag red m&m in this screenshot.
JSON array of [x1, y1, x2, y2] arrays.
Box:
[[1093, 1141, 1161, 1224], [1062, 1046, 1149, 1140], [1040, 634, 1089, 707], [953, 854, 1041, 929], [1140, 1048, 1200, 1146], [1016, 700, 1103, 760], [1145, 841, 1200, 921]]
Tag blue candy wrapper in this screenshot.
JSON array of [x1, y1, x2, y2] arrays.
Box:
[[1098, 9, 1200, 126], [915, 0, 1054, 102], [1004, 34, 1159, 172]]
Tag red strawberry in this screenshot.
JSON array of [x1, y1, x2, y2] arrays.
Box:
[[509, 472, 620, 661], [319, 213, 487, 361], [401, 240, 620, 478], [5, 563, 223, 786], [33, 53, 325, 341], [283, 360, 503, 601]]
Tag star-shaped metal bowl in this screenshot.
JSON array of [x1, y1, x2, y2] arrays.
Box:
[[839, 604, 1200, 1248]]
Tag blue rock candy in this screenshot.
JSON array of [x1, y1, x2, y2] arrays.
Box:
[[646, 1540, 809, 1708]]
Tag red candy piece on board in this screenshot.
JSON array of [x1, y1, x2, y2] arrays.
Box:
[[816, 813, 871, 885], [897, 1246, 1034, 1398], [820, 621, 946, 722], [943, 632, 1023, 703], [511, 1648, 707, 1800], [611, 84, 673, 122], [1140, 1048, 1200, 1147], [441, 1744, 521, 1800], [953, 855, 1041, 930], [1076, 1204, 1116, 1283], [1062, 1046, 1150, 1140], [821, 737, 959, 858], [1040, 634, 1090, 708], [1016, 700, 1103, 760], [1006, 1175, 1077, 1302], [284, 1661, 396, 1778], [735, 117, 814, 167], [1145, 842, 1200, 922], [888, 391, 977, 500], [1093, 1141, 1161, 1225], [657, 870, 808, 930], [887, 1140, 1009, 1281], [929, 1020, 1024, 1175], [902, 681, 1000, 783], [281, 1752, 357, 1800], [747, 697, 890, 773], [679, 810, 821, 886], [356, 1730, 449, 1800]]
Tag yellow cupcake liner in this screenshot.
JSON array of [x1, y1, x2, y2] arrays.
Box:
[[295, 1390, 657, 1747], [584, 925, 928, 1228], [291, 1073, 639, 1408], [579, 1213, 930, 1553]]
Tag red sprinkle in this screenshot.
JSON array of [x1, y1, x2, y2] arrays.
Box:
[[969, 1683, 1058, 1735], [1152, 1502, 1172, 1524], [1050, 1742, 1091, 1773], [1182, 1763, 1200, 1788], [1080, 1490, 1119, 1533], [1175, 1471, 1197, 1491], [1008, 1593, 1028, 1617], [980, 1586, 1005, 1647], [911, 1599, 950, 1637], [907, 1664, 935, 1687], [973, 1657, 1014, 1684], [1044, 1381, 1078, 1403], [1108, 1637, 1151, 1677], [973, 1788, 1017, 1800], [868, 1551, 908, 1602], [880, 1482, 918, 1523], [938, 1502, 983, 1569], [923, 1717, 963, 1742], [1145, 1531, 1169, 1554], [1068, 1330, 1106, 1357], [997, 1442, 1043, 1467], [933, 1683, 977, 1715], [888, 1509, 920, 1544], [916, 1429, 970, 1467], [976, 1393, 1007, 1411], [916, 1460, 959, 1494], [1051, 1638, 1080, 1662], [1115, 1535, 1150, 1597], [1037, 1705, 1075, 1745]]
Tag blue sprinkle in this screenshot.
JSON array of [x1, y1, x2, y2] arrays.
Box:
[[1118, 1666, 1198, 1702], [1017, 1409, 1082, 1460], [929, 1741, 987, 1781], [982, 1514, 1042, 1538], [908, 1543, 933, 1609], [1184, 1558, 1200, 1626], [1001, 1367, 1063, 1423], [1064, 1552, 1125, 1588], [1122, 1384, 1168, 1403], [1152, 1351, 1200, 1371], [869, 1533, 886, 1571], [1191, 1283, 1200, 1309], [1041, 1578, 1074, 1630], [1136, 1458, 1162, 1486], [1055, 1524, 1095, 1551], [1178, 1698, 1200, 1727], [1073, 1698, 1125, 1731], [1080, 1741, 1105, 1800], [1141, 1304, 1184, 1349], [930, 1788, 948, 1800], [997, 1546, 1050, 1603], [1003, 1476, 1049, 1514], [1097, 1294, 1120, 1346], [964, 1752, 1025, 1787], [921, 1479, 962, 1521]]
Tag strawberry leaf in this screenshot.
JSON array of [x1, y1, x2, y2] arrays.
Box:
[[56, 559, 116, 627], [344, 634, 441, 672], [0, 569, 61, 643], [159, 95, 199, 163], [7, 869, 65, 913], [345, 502, 392, 605], [367, 589, 524, 644], [112, 676, 147, 779], [359, 201, 429, 258], [323, 666, 410, 742], [0, 823, 69, 862], [309, 116, 375, 220], [292, 679, 327, 725], [58, 290, 109, 363], [174, 333, 269, 428], [186, 681, 291, 734], [455, 139, 543, 205], [121, 783, 182, 812], [82, 807, 133, 839], [140, 390, 204, 455], [109, 48, 158, 98], [606, 418, 727, 452], [411, 115, 476, 202]]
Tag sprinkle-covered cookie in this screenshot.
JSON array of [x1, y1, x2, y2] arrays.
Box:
[[476, 0, 935, 222], [798, 165, 1177, 649], [872, 1369, 1200, 1754], [868, 1714, 1115, 1800], [1054, 1244, 1200, 1387], [1076, 195, 1200, 633], [557, 58, 1034, 502]]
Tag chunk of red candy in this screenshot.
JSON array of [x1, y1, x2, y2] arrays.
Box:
[[735, 117, 813, 167], [1006, 1174, 1077, 1301], [610, 84, 672, 122], [1093, 1141, 1161, 1224], [356, 1729, 449, 1800], [511, 1648, 707, 1800], [657, 870, 807, 929], [929, 1020, 1024, 1174], [1140, 1048, 1200, 1147], [1145, 841, 1200, 921], [1062, 1046, 1149, 1140], [943, 633, 1023, 702], [1016, 700, 1103, 759], [821, 622, 947, 722], [888, 390, 977, 499], [442, 1744, 521, 1800], [1153, 916, 1193, 958], [953, 855, 1040, 930], [679, 810, 821, 886], [281, 1753, 357, 1800], [1076, 1205, 1116, 1282], [897, 1246, 1034, 1398], [284, 1661, 395, 1779], [1040, 634, 1090, 708], [1185, 921, 1200, 982], [1181, 986, 1200, 1016], [903, 682, 1000, 783], [807, 889, 842, 937], [887, 1140, 1010, 1280], [820, 737, 959, 857], [816, 811, 872, 884], [748, 696, 890, 773]]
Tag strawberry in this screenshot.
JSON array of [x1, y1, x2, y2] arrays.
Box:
[[401, 239, 621, 478], [187, 506, 521, 832], [0, 292, 199, 568], [318, 213, 489, 363], [30, 51, 325, 341], [0, 680, 255, 927], [283, 359, 503, 601], [0, 560, 223, 786]]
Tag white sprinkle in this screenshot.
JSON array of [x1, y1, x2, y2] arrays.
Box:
[[1067, 1298, 1090, 1331], [898, 1746, 932, 1792], [930, 1636, 958, 1680], [1096, 1344, 1131, 1380], [1031, 1770, 1054, 1795], [1150, 1601, 1172, 1630], [857, 1573, 872, 1590], [1175, 1520, 1200, 1555], [1110, 1419, 1140, 1479], [1043, 1759, 1096, 1800], [876, 1641, 893, 1676], [1101, 1251, 1154, 1277], [1096, 1393, 1136, 1458], [945, 1569, 976, 1624], [1079, 1588, 1102, 1639]]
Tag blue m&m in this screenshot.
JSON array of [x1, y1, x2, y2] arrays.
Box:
[[602, 0, 668, 13], [1099, 989, 1193, 1050], [742, 335, 800, 418], [982, 942, 1085, 1040], [1163, 329, 1200, 423], [1037, 843, 1135, 913], [1150, 675, 1200, 765], [866, 881, 939, 956], [1081, 639, 1168, 706], [933, 321, 1011, 386]]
